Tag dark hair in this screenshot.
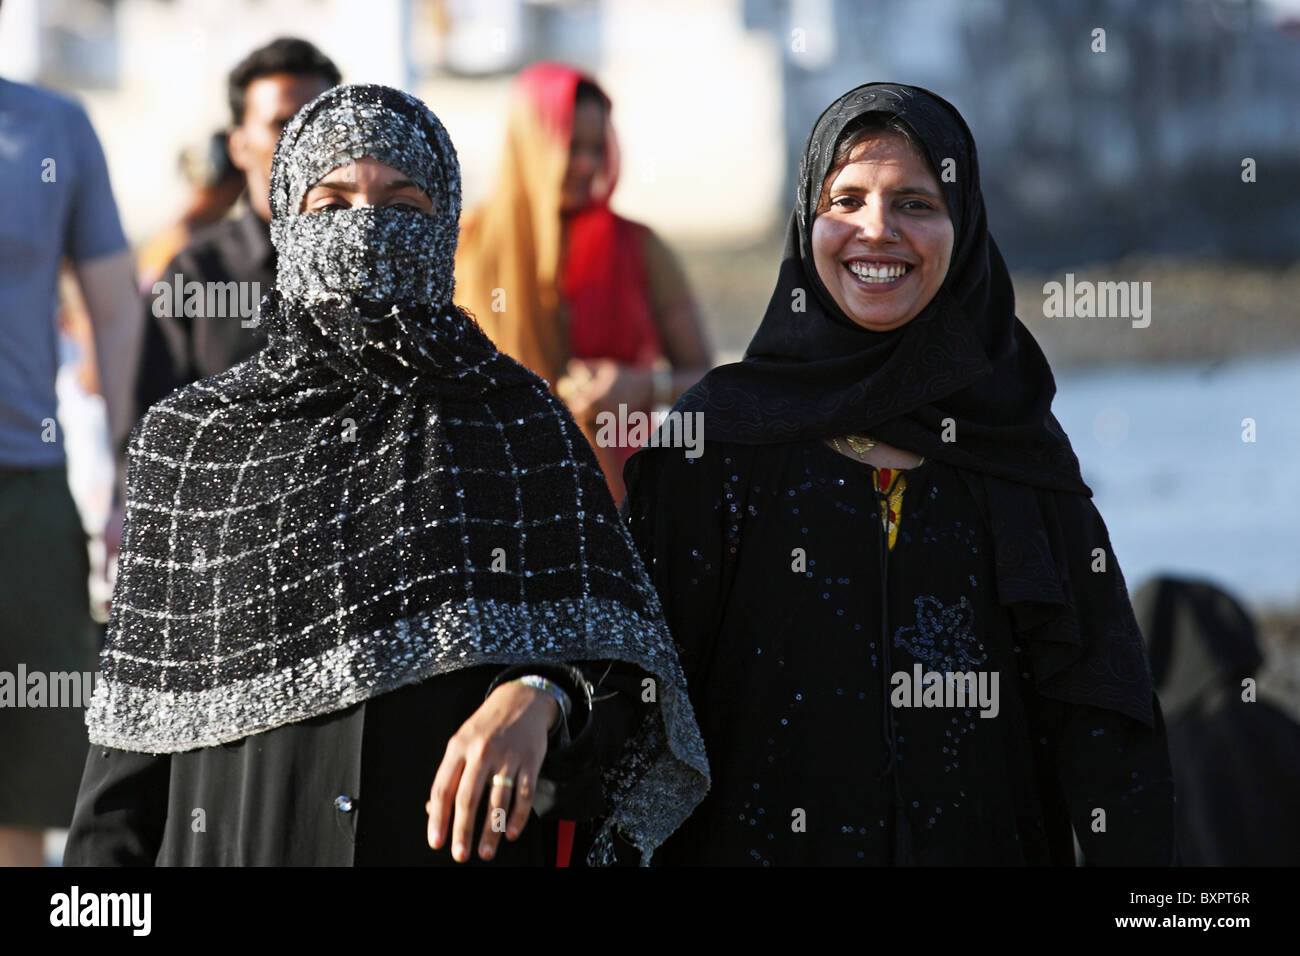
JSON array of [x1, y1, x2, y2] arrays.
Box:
[[574, 79, 607, 110], [816, 111, 936, 213], [228, 37, 342, 126]]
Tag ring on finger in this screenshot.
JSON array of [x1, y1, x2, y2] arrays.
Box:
[[492, 773, 515, 790]]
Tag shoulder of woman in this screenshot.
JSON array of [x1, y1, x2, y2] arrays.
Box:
[[605, 218, 669, 267], [131, 378, 222, 450], [631, 224, 697, 315], [633, 223, 676, 266]]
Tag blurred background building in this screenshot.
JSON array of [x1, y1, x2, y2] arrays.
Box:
[[4, 0, 1298, 260]]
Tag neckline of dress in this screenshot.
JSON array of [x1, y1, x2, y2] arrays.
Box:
[[816, 437, 935, 475]]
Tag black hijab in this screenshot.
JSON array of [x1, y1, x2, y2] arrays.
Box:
[[1135, 576, 1264, 721], [630, 83, 1156, 727]]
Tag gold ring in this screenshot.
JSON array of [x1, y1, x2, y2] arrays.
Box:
[[492, 774, 515, 789]]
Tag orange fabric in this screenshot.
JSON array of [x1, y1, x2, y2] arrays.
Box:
[[455, 62, 616, 388], [453, 88, 569, 387]]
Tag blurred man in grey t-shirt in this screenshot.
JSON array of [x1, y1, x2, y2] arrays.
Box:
[[0, 62, 141, 865]]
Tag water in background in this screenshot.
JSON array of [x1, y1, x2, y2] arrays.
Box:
[[1054, 352, 1300, 609]]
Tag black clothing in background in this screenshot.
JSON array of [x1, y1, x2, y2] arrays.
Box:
[[136, 208, 273, 414], [627, 440, 1177, 865], [65, 661, 647, 866], [1135, 576, 1300, 865]]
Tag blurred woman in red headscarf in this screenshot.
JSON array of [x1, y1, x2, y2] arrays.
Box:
[[455, 62, 712, 502]]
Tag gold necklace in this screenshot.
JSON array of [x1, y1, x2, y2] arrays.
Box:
[[830, 434, 876, 458], [830, 434, 925, 467], [844, 434, 876, 456]]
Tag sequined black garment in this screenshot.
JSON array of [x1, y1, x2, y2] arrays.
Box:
[[628, 441, 1177, 865], [84, 85, 707, 863]]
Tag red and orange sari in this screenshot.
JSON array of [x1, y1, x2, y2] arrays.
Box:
[[455, 61, 662, 501]]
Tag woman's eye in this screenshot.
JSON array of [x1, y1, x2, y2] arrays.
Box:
[[311, 200, 347, 212], [901, 199, 933, 211], [831, 196, 861, 210]]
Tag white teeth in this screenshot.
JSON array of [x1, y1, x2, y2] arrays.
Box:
[[847, 261, 908, 282]]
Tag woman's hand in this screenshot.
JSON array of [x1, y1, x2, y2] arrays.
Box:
[[557, 358, 652, 424], [426, 682, 559, 862]]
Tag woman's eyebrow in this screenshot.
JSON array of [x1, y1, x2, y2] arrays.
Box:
[[833, 182, 943, 200], [309, 177, 423, 193]]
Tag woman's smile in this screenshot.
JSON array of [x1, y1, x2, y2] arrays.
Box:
[[843, 255, 914, 291]]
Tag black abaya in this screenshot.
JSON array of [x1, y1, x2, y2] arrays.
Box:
[[628, 440, 1176, 865], [65, 661, 646, 866]]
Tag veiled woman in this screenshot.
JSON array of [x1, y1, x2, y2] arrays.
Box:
[[624, 83, 1176, 865], [65, 84, 706, 867]]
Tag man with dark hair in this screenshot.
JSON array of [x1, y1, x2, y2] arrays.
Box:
[[134, 37, 341, 413]]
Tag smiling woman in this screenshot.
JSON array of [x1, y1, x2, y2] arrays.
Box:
[[625, 83, 1177, 866]]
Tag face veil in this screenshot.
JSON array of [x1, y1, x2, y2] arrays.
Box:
[[261, 84, 532, 394], [269, 84, 459, 310], [85, 84, 709, 863]]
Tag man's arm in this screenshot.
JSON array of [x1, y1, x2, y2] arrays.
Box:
[[61, 99, 139, 499], [74, 249, 141, 518], [74, 249, 141, 456]]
